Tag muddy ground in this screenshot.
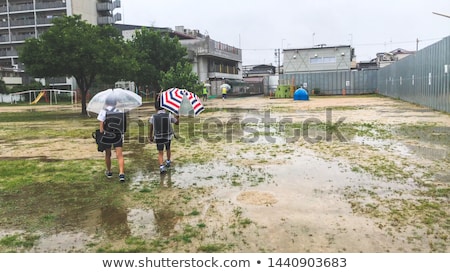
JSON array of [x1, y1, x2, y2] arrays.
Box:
[[0, 94, 449, 253]]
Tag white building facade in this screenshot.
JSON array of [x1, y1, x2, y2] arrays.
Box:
[[0, 0, 121, 88]]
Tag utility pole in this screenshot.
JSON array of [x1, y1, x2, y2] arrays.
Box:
[[275, 48, 280, 74], [278, 48, 281, 74]]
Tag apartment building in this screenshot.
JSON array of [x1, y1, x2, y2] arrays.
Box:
[[0, 0, 121, 87], [115, 24, 243, 97]]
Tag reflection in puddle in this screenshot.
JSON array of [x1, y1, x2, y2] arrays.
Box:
[[352, 136, 449, 161], [100, 206, 130, 239], [127, 209, 157, 238]]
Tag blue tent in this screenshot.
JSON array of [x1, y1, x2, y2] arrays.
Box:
[[293, 88, 309, 100]]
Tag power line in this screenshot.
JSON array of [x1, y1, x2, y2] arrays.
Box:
[[241, 36, 445, 51]]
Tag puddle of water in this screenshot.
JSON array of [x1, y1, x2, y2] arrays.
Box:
[[405, 144, 449, 161], [352, 136, 449, 161], [30, 231, 95, 252], [352, 136, 412, 156]]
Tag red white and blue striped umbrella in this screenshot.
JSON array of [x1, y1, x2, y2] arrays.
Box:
[[160, 88, 204, 116], [160, 87, 184, 114], [184, 90, 205, 116]]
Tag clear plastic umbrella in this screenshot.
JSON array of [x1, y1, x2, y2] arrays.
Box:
[[87, 88, 142, 114], [220, 83, 231, 90]]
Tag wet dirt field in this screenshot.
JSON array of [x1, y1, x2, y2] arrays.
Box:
[[1, 95, 449, 253]]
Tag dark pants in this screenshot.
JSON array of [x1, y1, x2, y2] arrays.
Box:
[[155, 138, 171, 151]]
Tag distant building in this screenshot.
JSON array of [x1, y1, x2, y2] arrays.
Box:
[[115, 24, 242, 97], [241, 64, 277, 96], [356, 60, 378, 70], [0, 0, 121, 89], [374, 48, 415, 68], [283, 44, 355, 73], [242, 64, 276, 77], [174, 25, 242, 97]]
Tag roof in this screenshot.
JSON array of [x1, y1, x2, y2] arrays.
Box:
[[284, 44, 351, 52], [390, 48, 416, 54], [113, 23, 195, 40], [114, 23, 171, 32]]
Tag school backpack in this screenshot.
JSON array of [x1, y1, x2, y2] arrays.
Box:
[[153, 112, 173, 139]]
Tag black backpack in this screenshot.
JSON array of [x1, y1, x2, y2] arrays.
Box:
[[153, 112, 173, 139], [104, 110, 127, 134]]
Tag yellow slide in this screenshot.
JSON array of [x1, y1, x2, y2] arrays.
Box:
[[31, 91, 45, 104]]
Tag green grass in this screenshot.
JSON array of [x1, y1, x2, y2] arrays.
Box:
[[0, 158, 103, 190]]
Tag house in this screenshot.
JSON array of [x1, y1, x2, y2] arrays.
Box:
[[242, 64, 277, 96], [374, 48, 416, 68]]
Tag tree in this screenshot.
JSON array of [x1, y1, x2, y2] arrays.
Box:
[[160, 62, 203, 95], [129, 27, 189, 93], [0, 79, 7, 94], [19, 15, 135, 115]]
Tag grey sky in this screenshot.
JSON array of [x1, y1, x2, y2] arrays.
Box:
[[117, 0, 450, 65]]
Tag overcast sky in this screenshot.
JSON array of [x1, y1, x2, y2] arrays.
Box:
[[116, 0, 450, 65]]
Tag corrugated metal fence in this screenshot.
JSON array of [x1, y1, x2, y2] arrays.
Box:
[[278, 35, 450, 113], [279, 69, 378, 95], [377, 36, 450, 113]]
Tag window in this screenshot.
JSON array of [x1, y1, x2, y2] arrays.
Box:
[[310, 56, 336, 64]]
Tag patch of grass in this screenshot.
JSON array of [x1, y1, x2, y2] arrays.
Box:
[[188, 209, 200, 216], [0, 234, 40, 249], [197, 243, 229, 252], [239, 218, 252, 227], [0, 158, 103, 190]]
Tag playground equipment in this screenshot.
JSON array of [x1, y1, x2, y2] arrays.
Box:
[[10, 89, 77, 105], [31, 91, 46, 104]]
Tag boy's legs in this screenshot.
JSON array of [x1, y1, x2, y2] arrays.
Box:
[[158, 150, 164, 166], [165, 140, 172, 163], [104, 148, 112, 178], [156, 140, 167, 173], [115, 146, 125, 175], [104, 148, 112, 171]]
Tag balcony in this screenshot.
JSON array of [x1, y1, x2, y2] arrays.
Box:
[[0, 35, 10, 43], [36, 17, 54, 25], [10, 19, 35, 27], [97, 0, 121, 11], [9, 3, 34, 12], [97, 12, 121, 25], [35, 1, 66, 10], [11, 33, 35, 42], [0, 49, 18, 57]]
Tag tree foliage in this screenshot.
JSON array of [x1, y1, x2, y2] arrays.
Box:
[[19, 15, 135, 115], [0, 79, 7, 93], [160, 62, 203, 95], [129, 28, 189, 92]]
